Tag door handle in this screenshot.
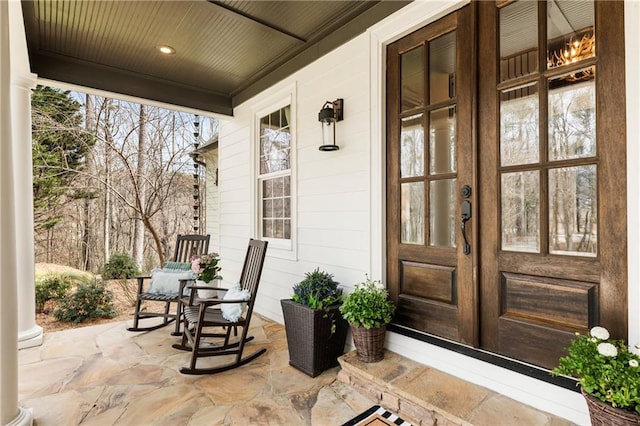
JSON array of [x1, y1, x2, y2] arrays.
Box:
[[461, 200, 471, 255]]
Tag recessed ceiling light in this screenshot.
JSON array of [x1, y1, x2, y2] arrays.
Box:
[[157, 45, 176, 55]]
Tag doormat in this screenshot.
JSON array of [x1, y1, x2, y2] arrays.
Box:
[[341, 405, 413, 426]]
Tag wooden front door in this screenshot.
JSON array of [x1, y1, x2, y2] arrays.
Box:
[[386, 5, 477, 345], [387, 1, 627, 369]]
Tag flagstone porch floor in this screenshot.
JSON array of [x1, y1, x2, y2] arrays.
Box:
[[18, 315, 576, 425]]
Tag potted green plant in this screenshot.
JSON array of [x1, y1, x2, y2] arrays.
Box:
[[552, 326, 640, 424], [281, 268, 348, 377], [190, 253, 222, 298], [339, 276, 396, 363]]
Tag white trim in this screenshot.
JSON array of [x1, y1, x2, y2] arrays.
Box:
[[37, 78, 224, 120], [625, 0, 640, 353], [251, 85, 298, 260]]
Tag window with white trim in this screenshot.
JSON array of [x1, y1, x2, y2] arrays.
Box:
[[258, 105, 292, 245]]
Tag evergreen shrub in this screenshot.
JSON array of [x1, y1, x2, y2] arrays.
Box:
[[102, 252, 140, 279], [53, 281, 118, 323]]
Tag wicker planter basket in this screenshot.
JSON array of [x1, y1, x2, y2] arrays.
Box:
[[281, 299, 348, 377], [582, 388, 640, 426], [350, 324, 387, 363]]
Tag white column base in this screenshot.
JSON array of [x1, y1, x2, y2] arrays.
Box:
[[5, 407, 33, 426], [17, 326, 43, 350]]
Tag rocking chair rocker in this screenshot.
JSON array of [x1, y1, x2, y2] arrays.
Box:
[[173, 239, 268, 375], [128, 234, 210, 335]]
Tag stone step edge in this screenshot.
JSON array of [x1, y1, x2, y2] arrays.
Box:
[[337, 350, 470, 426]]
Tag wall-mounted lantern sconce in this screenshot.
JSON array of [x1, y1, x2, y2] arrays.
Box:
[[318, 98, 343, 151]]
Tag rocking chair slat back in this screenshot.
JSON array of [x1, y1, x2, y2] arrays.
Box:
[[174, 234, 210, 263]]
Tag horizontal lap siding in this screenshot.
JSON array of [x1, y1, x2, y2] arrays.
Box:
[[218, 34, 372, 323]]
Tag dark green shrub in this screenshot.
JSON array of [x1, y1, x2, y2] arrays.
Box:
[[53, 281, 118, 323], [292, 268, 342, 310], [102, 252, 140, 279], [35, 274, 74, 313]]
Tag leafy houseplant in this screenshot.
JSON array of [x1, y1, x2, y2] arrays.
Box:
[[552, 326, 640, 423], [281, 268, 348, 377], [339, 276, 396, 363]]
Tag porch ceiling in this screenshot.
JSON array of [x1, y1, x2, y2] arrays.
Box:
[[21, 0, 410, 116]]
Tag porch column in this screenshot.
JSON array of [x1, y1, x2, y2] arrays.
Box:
[[12, 71, 41, 351], [1, 1, 35, 425]]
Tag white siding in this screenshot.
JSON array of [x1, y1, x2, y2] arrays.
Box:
[[204, 149, 220, 253], [214, 1, 640, 424]]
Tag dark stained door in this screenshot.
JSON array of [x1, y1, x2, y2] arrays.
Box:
[[477, 0, 627, 369], [386, 0, 627, 370], [386, 5, 477, 345]]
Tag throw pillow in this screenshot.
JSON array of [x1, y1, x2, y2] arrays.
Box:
[[221, 283, 250, 322], [162, 261, 192, 271], [148, 268, 195, 296]]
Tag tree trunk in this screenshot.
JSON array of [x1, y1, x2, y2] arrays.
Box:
[[133, 104, 147, 268], [82, 94, 95, 271], [103, 102, 113, 263]]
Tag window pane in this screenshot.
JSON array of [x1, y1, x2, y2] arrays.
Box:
[[259, 106, 291, 174], [547, 1, 594, 70], [401, 114, 424, 178], [429, 179, 456, 247], [261, 175, 291, 240], [401, 47, 424, 111], [429, 31, 456, 104], [548, 67, 596, 161], [501, 171, 540, 253], [263, 220, 274, 239], [263, 179, 273, 198], [401, 182, 425, 245], [500, 1, 538, 82], [500, 83, 539, 166], [549, 166, 597, 257], [429, 106, 456, 175]]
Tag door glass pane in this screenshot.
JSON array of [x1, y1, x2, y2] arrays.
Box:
[[401, 114, 424, 178], [500, 83, 539, 166], [401, 182, 425, 245], [549, 166, 597, 257], [547, 1, 594, 70], [429, 31, 456, 104], [548, 67, 596, 161], [501, 171, 540, 253], [429, 179, 456, 247], [500, 1, 538, 82], [402, 47, 424, 111], [429, 106, 456, 175]]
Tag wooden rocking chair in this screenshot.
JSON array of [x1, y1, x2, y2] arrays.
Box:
[[172, 239, 268, 375], [127, 234, 210, 335]]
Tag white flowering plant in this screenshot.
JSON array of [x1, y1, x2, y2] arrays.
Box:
[[552, 326, 640, 413]]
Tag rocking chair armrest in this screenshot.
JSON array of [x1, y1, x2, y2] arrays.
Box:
[[135, 275, 152, 293], [187, 285, 226, 291], [197, 297, 252, 307]]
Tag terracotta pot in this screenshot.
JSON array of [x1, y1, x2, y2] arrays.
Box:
[[581, 388, 640, 426]]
